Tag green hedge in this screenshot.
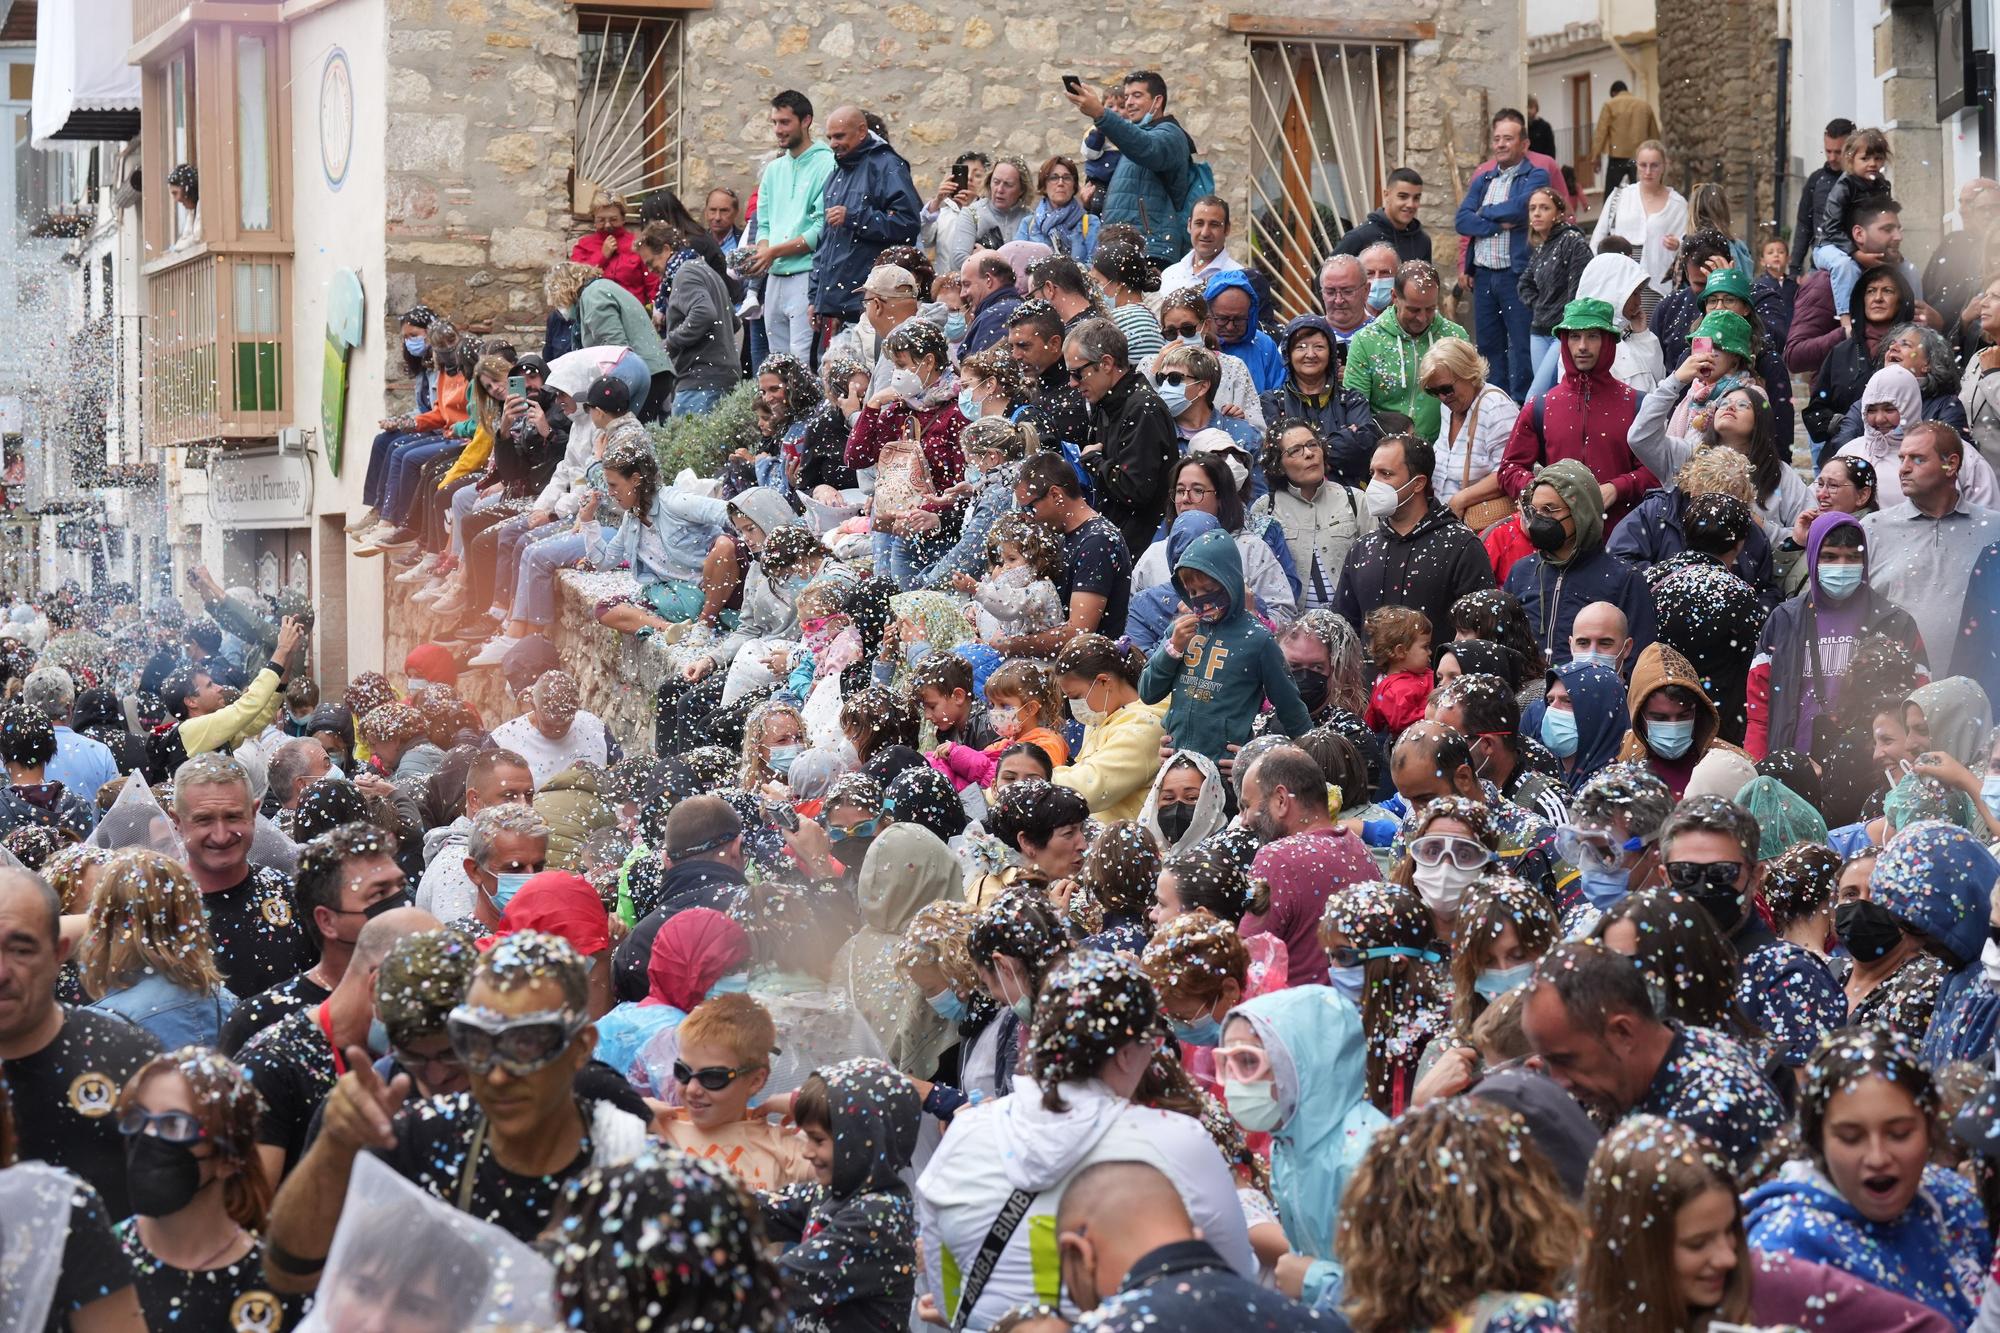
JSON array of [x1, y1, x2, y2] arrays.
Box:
[[647, 382, 760, 481]]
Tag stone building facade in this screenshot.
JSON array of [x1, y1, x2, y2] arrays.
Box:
[[1655, 0, 1779, 237]]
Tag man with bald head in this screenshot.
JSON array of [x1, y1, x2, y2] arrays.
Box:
[[1057, 1160, 1318, 1328], [959, 249, 1022, 357], [0, 866, 161, 1216], [811, 103, 921, 343], [240, 887, 435, 1180], [1319, 254, 1370, 342], [1569, 600, 1633, 675]]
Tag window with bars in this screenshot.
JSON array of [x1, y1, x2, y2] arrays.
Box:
[[1246, 37, 1406, 320], [574, 12, 685, 215]]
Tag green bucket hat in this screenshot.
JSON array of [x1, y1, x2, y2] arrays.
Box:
[[1554, 297, 1620, 337], [1691, 308, 1754, 362], [1700, 264, 1753, 306]]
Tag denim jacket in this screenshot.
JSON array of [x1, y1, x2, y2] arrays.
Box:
[[585, 487, 731, 586], [88, 971, 238, 1050]]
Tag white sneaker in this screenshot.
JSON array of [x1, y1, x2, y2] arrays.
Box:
[[429, 585, 469, 616], [467, 635, 520, 667], [345, 506, 380, 533], [395, 554, 442, 584]]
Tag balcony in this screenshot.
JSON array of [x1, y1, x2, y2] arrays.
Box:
[[132, 0, 280, 55], [144, 249, 290, 449]]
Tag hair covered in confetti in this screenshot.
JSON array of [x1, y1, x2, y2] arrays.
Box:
[[1589, 888, 1748, 1038], [1448, 874, 1559, 1031], [1320, 881, 1448, 1112], [1026, 951, 1161, 1110], [0, 703, 56, 767], [1570, 761, 1674, 840], [1141, 908, 1249, 1007], [967, 888, 1073, 986], [42, 842, 115, 913], [343, 671, 397, 722], [473, 929, 589, 1015], [894, 900, 982, 997], [117, 1046, 272, 1227], [77, 848, 224, 998], [1078, 819, 1160, 920], [375, 927, 481, 1047], [1799, 1026, 1938, 1166], [1575, 1115, 1751, 1332], [1336, 1097, 1580, 1331], [1759, 842, 1840, 928], [546, 1147, 784, 1333], [296, 821, 403, 924], [531, 670, 581, 732], [1160, 841, 1271, 919]]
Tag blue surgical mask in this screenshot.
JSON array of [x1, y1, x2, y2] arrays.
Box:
[[1578, 865, 1633, 910], [489, 871, 533, 911], [405, 336, 429, 356], [1474, 962, 1535, 1001], [707, 973, 750, 997], [366, 1017, 391, 1056], [1010, 997, 1033, 1023], [1168, 1011, 1223, 1048], [1982, 775, 2000, 817], [957, 387, 980, 419], [944, 311, 969, 342], [927, 989, 970, 1024], [1647, 718, 1697, 760], [768, 743, 802, 776], [1156, 381, 1190, 417], [1328, 963, 1365, 1001], [1570, 650, 1620, 674], [1368, 277, 1394, 308], [1540, 707, 1579, 759], [1223, 1077, 1284, 1131], [1817, 562, 1863, 600]]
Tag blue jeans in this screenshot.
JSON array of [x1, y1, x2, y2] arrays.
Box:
[[747, 316, 769, 377], [1813, 243, 1862, 317], [510, 530, 591, 626], [1473, 266, 1533, 400], [382, 438, 460, 525], [363, 429, 425, 508], [492, 511, 554, 612], [672, 386, 724, 417], [764, 270, 814, 361], [1527, 333, 1561, 399]]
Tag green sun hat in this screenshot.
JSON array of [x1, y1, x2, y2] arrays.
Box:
[[1700, 264, 1753, 306], [1691, 308, 1754, 361], [1554, 297, 1619, 337]]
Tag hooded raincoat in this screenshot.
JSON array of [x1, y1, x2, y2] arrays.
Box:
[[1521, 660, 1631, 794], [831, 824, 963, 1077], [1572, 253, 1665, 391], [1499, 339, 1652, 525], [1130, 510, 1297, 636], [760, 1057, 922, 1333], [1138, 530, 1312, 762], [1906, 676, 1993, 766], [1228, 986, 1389, 1308], [1854, 822, 2000, 1066], [1746, 512, 1927, 758], [1204, 270, 1286, 394], [1504, 459, 1659, 668], [594, 907, 747, 1081]]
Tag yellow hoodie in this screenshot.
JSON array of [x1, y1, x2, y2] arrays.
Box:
[[1054, 698, 1166, 822]]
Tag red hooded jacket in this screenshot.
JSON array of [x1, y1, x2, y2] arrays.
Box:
[[1498, 338, 1652, 527]]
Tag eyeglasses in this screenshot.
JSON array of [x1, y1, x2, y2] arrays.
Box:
[[1158, 371, 1189, 388], [1173, 484, 1213, 500], [117, 1107, 208, 1145], [446, 1004, 586, 1077], [1046, 172, 1076, 184], [1527, 504, 1571, 521], [1665, 861, 1746, 893], [1213, 1043, 1271, 1084], [1408, 835, 1491, 870], [393, 1045, 468, 1082], [1163, 322, 1202, 338], [674, 1060, 766, 1092], [1282, 443, 1320, 459], [1324, 284, 1365, 299]]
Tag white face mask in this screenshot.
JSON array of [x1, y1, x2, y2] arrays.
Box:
[[1364, 476, 1411, 519], [406, 676, 433, 694], [1411, 859, 1482, 915], [886, 368, 924, 401]]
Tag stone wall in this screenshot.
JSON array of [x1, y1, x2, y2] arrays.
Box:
[[1656, 0, 1780, 235], [381, 0, 579, 354]]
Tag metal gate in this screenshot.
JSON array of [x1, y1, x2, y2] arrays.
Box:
[[574, 12, 686, 215], [1246, 38, 1406, 319]]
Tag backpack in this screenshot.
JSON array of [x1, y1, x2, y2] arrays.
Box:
[[1178, 157, 1216, 215]]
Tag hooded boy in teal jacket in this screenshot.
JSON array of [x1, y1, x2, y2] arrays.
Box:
[[1139, 529, 1313, 763]]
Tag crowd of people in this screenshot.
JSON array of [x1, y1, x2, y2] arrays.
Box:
[[10, 74, 2000, 1333]]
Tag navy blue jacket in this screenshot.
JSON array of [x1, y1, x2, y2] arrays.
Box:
[[1083, 1241, 1322, 1333], [1607, 489, 1780, 611], [1454, 159, 1551, 273], [1505, 542, 1658, 668], [811, 135, 922, 321], [960, 285, 1021, 359]]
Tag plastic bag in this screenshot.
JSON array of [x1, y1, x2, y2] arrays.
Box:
[[0, 1162, 74, 1332], [86, 772, 186, 859], [298, 1154, 557, 1332]]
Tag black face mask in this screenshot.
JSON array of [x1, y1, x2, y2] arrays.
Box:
[[363, 891, 413, 922], [1526, 513, 1569, 554], [1290, 667, 1330, 714], [1156, 801, 1197, 845], [1689, 885, 1746, 936], [124, 1133, 207, 1217], [1835, 899, 1905, 963]]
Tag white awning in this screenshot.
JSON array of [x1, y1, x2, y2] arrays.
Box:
[[30, 0, 141, 149]]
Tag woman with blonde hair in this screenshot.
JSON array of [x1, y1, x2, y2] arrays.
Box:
[[739, 697, 809, 795], [113, 1047, 305, 1329], [544, 257, 674, 419], [80, 850, 237, 1048], [1420, 336, 1518, 531], [1334, 1098, 1577, 1331], [1591, 139, 1688, 306], [47, 842, 116, 1004]]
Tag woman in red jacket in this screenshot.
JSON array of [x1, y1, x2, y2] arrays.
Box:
[[570, 193, 659, 306]]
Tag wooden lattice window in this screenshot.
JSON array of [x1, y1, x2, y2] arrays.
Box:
[[574, 12, 685, 215]]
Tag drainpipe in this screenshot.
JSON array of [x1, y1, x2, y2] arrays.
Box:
[[1774, 0, 1792, 232]]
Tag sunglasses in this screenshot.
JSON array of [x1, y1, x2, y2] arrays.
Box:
[[1163, 322, 1202, 338], [674, 1060, 766, 1092], [1158, 371, 1188, 387], [1421, 380, 1456, 399], [1066, 364, 1094, 384], [1664, 860, 1745, 893], [446, 1004, 586, 1077], [117, 1107, 208, 1145], [1213, 1043, 1271, 1084], [1327, 944, 1447, 969], [1408, 835, 1490, 870]]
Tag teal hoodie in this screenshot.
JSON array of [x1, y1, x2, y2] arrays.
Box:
[[1138, 529, 1312, 762], [1230, 986, 1388, 1308]]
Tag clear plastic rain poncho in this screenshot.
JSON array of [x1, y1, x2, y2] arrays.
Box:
[[0, 1162, 75, 1331], [86, 772, 187, 859], [298, 1154, 557, 1332]]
